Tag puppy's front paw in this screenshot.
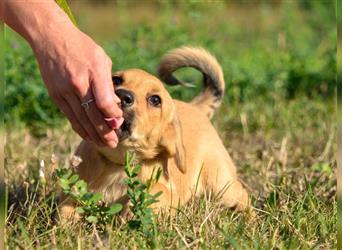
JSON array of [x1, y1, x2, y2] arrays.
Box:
[[234, 186, 250, 211], [219, 181, 251, 212], [58, 204, 80, 224]]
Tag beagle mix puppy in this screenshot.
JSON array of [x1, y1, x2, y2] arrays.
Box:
[[59, 47, 249, 218]]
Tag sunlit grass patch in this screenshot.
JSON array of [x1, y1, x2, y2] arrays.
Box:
[[5, 96, 336, 249]]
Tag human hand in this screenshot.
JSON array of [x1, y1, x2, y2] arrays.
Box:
[[31, 24, 123, 147], [1, 0, 123, 147]]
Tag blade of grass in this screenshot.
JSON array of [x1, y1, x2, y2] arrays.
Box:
[[55, 0, 77, 26]]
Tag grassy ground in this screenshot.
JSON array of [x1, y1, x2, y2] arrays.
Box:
[[5, 97, 336, 249], [5, 1, 336, 249]]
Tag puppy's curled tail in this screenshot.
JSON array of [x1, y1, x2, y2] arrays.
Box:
[[157, 47, 225, 119]]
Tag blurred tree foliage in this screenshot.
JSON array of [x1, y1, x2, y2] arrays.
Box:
[[5, 0, 336, 131]]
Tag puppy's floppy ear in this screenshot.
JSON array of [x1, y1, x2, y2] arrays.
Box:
[[159, 116, 186, 173]]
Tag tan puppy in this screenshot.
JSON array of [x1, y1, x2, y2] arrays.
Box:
[[59, 47, 249, 218]]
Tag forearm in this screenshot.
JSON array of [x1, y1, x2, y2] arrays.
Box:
[[0, 0, 74, 47]]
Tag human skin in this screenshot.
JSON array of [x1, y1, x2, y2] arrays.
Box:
[[0, 0, 123, 148]]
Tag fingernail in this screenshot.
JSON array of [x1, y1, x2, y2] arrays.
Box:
[[108, 140, 118, 148], [105, 117, 124, 129]]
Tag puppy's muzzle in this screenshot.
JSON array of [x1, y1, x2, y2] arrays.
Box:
[[115, 89, 134, 108], [115, 89, 135, 141]]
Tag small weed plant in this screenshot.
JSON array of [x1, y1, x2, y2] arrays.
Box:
[[56, 153, 162, 246], [124, 153, 162, 245], [55, 168, 123, 227]]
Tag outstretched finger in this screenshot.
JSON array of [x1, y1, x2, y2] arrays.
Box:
[[91, 67, 123, 119], [82, 94, 119, 148], [57, 99, 89, 141], [64, 94, 105, 146]]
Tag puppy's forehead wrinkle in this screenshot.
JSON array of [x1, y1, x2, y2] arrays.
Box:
[[122, 68, 162, 85], [148, 88, 161, 94]]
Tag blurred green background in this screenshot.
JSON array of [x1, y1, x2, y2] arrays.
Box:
[[4, 0, 336, 132]]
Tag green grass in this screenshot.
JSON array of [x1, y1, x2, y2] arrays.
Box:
[[5, 1, 336, 249], [5, 97, 336, 249]]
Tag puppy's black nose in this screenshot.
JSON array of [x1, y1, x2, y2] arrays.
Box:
[[115, 89, 134, 108]]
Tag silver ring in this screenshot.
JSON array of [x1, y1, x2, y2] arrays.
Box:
[[81, 99, 94, 109]]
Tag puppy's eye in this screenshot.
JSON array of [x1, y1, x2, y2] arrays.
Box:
[[148, 95, 162, 107], [112, 76, 123, 86]]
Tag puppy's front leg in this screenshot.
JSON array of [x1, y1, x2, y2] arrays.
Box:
[[58, 194, 80, 222], [218, 180, 249, 211], [149, 183, 177, 213]]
